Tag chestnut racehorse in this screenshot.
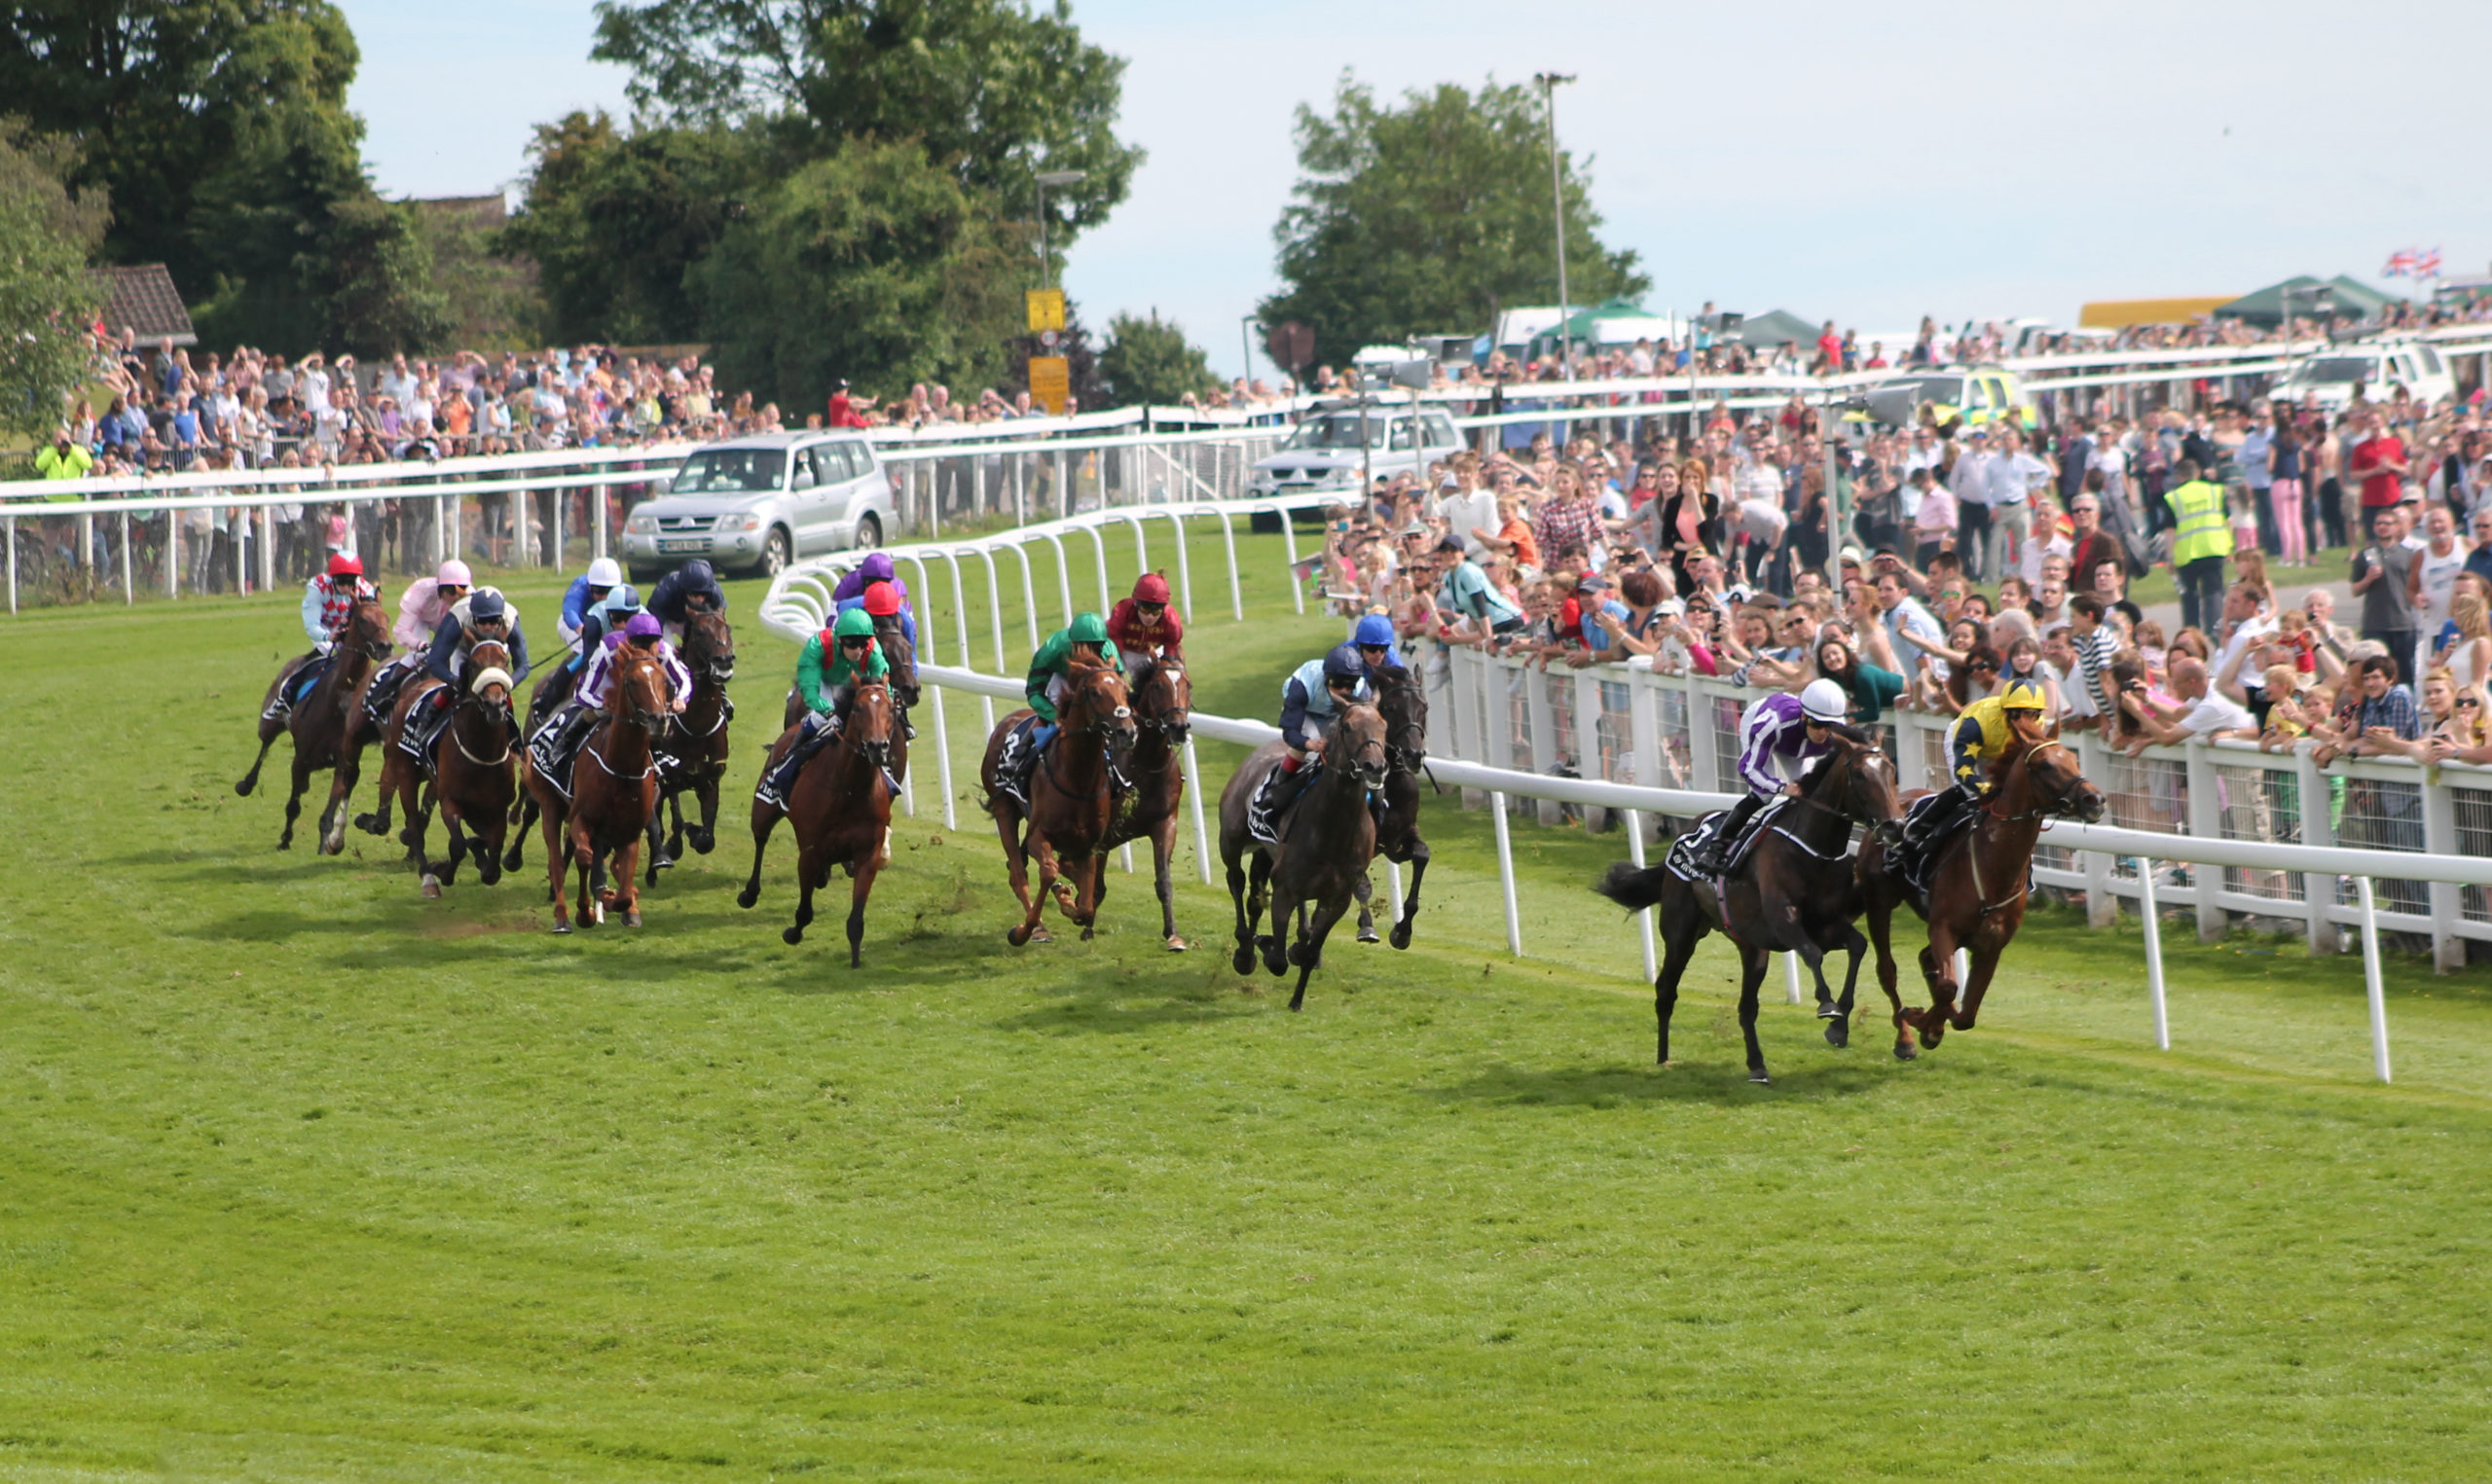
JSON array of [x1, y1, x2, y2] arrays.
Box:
[[1218, 701, 1389, 1011], [236, 597, 392, 853], [376, 639, 517, 896], [1350, 664, 1431, 949], [1856, 738, 2106, 1060], [645, 609, 737, 884], [525, 647, 669, 931], [978, 660, 1136, 946], [1592, 729, 1901, 1081], [756, 679, 896, 964], [1100, 654, 1193, 951]]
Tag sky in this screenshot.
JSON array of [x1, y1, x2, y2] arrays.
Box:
[[342, 0, 2492, 380]]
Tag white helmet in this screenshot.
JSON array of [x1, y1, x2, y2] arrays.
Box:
[[1799, 678, 1849, 724], [586, 557, 623, 588]]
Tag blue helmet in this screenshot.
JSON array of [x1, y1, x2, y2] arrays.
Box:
[[605, 584, 642, 616], [1353, 613, 1396, 648], [1322, 642, 1366, 687]]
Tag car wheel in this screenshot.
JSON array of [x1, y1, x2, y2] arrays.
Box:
[[757, 527, 792, 579], [854, 513, 884, 551]]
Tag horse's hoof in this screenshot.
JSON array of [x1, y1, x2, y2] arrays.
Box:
[[1824, 1019, 1851, 1050], [1008, 925, 1031, 947], [1388, 923, 1412, 950], [1815, 1002, 1842, 1020], [1893, 1040, 1918, 1062], [421, 874, 441, 899], [1028, 924, 1053, 945], [1164, 935, 1189, 953], [736, 886, 760, 910], [234, 778, 253, 797], [1080, 925, 1095, 942], [1357, 926, 1380, 944], [1231, 948, 1255, 976], [691, 829, 715, 854], [352, 814, 378, 833], [552, 921, 572, 935], [275, 839, 291, 851], [1748, 1069, 1773, 1085], [624, 910, 641, 928]]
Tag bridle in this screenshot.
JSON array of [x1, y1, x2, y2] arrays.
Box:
[[1374, 673, 1430, 778], [1331, 704, 1389, 792], [1130, 663, 1191, 768], [1780, 740, 1901, 853]]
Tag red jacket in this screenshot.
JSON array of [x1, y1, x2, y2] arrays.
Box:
[[1107, 597, 1184, 659]]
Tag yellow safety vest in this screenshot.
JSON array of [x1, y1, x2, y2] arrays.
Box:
[[2166, 479, 2229, 565]]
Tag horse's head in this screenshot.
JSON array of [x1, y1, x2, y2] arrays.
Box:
[[1808, 724, 1904, 847], [464, 639, 514, 727], [1065, 660, 1138, 756], [1135, 658, 1191, 746], [846, 680, 895, 770], [1372, 666, 1429, 776], [612, 648, 672, 735], [683, 610, 736, 686], [1332, 702, 1389, 792], [348, 597, 393, 661], [2015, 740, 2107, 824]]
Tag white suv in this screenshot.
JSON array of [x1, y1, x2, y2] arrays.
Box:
[[622, 431, 894, 583], [2273, 339, 2458, 412]]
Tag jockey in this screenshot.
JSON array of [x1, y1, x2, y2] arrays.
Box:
[[1689, 677, 1851, 876], [993, 613, 1118, 806], [1898, 679, 2050, 860], [558, 557, 623, 650], [1247, 641, 1371, 845], [536, 612, 690, 784], [265, 554, 380, 721], [366, 558, 470, 725], [402, 588, 531, 762], [647, 558, 727, 640], [571, 585, 642, 672], [831, 551, 910, 612], [1350, 611, 1403, 684], [755, 607, 889, 811], [844, 580, 919, 734], [1107, 573, 1185, 675]]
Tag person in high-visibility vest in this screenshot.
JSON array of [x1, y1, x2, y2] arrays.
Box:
[[2162, 456, 2230, 634]]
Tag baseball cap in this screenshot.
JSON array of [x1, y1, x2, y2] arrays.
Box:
[[1575, 572, 1609, 593]]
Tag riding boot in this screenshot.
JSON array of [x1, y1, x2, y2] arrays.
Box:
[[1695, 794, 1766, 875], [1248, 761, 1310, 845], [897, 701, 916, 741], [401, 690, 449, 764], [756, 712, 836, 811]]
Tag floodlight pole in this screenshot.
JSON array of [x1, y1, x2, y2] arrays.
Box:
[[1536, 73, 1577, 382]]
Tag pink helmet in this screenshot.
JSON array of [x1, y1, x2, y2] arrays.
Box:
[[435, 559, 472, 588]]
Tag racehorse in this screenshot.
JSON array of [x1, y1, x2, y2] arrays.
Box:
[[1591, 729, 1902, 1081], [978, 659, 1137, 946], [236, 597, 391, 853], [1218, 701, 1389, 1011], [756, 679, 897, 964], [372, 639, 517, 896], [524, 647, 669, 931], [1100, 654, 1193, 951], [1857, 738, 2106, 1060], [1349, 664, 1431, 950], [645, 609, 737, 884]]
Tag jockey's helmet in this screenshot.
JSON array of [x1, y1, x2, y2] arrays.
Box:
[[468, 590, 506, 624], [1322, 642, 1365, 690], [1133, 573, 1171, 606], [1068, 612, 1109, 646], [1353, 612, 1395, 648], [623, 612, 663, 644], [436, 559, 472, 589], [2000, 679, 2046, 713], [1800, 678, 1849, 724], [606, 585, 642, 617], [326, 553, 363, 580], [585, 557, 622, 588], [833, 607, 877, 641], [862, 582, 900, 618]]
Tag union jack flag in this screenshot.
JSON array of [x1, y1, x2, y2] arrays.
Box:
[[2383, 249, 2418, 277], [2414, 247, 2444, 278]]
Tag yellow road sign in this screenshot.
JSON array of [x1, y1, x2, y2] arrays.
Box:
[[1028, 356, 1070, 415], [1026, 289, 1066, 333]]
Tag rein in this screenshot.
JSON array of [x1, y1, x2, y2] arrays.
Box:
[[448, 700, 513, 766]]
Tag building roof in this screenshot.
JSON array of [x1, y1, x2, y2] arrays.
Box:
[[2077, 297, 2236, 329], [91, 264, 195, 347]]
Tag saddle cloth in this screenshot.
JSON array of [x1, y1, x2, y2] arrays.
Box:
[[1665, 796, 1793, 881], [1896, 790, 1972, 902]]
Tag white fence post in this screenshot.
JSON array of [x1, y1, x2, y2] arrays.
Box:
[[2422, 769, 2464, 973], [2183, 737, 2224, 944], [1488, 789, 1522, 957], [2295, 740, 2336, 955], [1623, 808, 1657, 982], [2077, 732, 2117, 926], [2137, 857, 2170, 1050], [2356, 876, 2392, 1083], [5, 515, 15, 614], [1182, 738, 1212, 886], [1523, 663, 1558, 826], [1684, 672, 1718, 795]]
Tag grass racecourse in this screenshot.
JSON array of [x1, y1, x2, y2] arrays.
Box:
[[8, 520, 2492, 1481]]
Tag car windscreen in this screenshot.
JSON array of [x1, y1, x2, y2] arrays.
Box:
[[2295, 357, 2379, 385], [670, 449, 786, 494], [1283, 416, 1382, 452], [1882, 375, 1964, 408]]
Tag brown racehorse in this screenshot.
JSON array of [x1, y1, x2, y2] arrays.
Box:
[[1101, 654, 1193, 951], [1218, 702, 1389, 1011], [758, 679, 897, 964], [1857, 738, 2106, 1060], [1350, 664, 1431, 949], [236, 597, 391, 852], [372, 639, 518, 896], [978, 660, 1137, 946], [645, 609, 737, 884], [1592, 730, 1902, 1081], [525, 647, 670, 931]]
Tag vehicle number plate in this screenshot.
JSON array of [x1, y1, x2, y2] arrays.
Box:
[[658, 538, 709, 554]]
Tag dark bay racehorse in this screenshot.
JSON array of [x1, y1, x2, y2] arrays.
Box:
[[1350, 664, 1431, 949], [1219, 702, 1389, 1011], [646, 609, 736, 883], [236, 597, 391, 853], [978, 660, 1136, 946], [762, 679, 897, 965], [376, 638, 517, 897], [1857, 738, 2106, 1059], [525, 648, 669, 931], [1592, 729, 1902, 1082], [1101, 654, 1193, 951]]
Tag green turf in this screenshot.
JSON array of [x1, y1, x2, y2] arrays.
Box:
[[5, 525, 2491, 1481]]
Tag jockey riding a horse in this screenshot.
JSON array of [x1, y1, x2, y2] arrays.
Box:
[[536, 611, 690, 789], [1246, 641, 1374, 846], [1689, 677, 1852, 877], [647, 558, 727, 644], [1893, 679, 2050, 883], [263, 553, 381, 723], [1108, 573, 1185, 682], [992, 613, 1120, 809], [558, 557, 624, 652], [834, 579, 917, 738], [364, 559, 471, 729], [755, 606, 888, 812], [401, 588, 531, 764]]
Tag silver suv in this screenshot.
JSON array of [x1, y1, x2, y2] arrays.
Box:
[[1245, 403, 1466, 505], [622, 431, 894, 582]]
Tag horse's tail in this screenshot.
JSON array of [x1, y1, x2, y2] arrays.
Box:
[[1592, 860, 1671, 913]]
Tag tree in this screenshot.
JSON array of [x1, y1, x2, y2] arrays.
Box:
[[689, 137, 1023, 411], [1098, 311, 1217, 409], [412, 199, 546, 352], [1257, 74, 1649, 371], [589, 0, 1142, 276], [0, 122, 103, 445]]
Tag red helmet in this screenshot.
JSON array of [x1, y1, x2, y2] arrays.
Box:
[[326, 553, 363, 579], [1133, 573, 1171, 605], [861, 581, 900, 617]]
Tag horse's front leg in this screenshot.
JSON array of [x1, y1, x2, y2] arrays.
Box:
[[1737, 945, 1774, 1084], [1226, 849, 1259, 976], [1918, 923, 1961, 1049], [1389, 839, 1429, 951], [845, 848, 880, 967], [690, 770, 721, 854], [1951, 939, 2007, 1031], [614, 801, 648, 926], [1288, 890, 1354, 1012], [784, 834, 820, 946], [278, 753, 312, 851], [1352, 873, 1378, 944], [1824, 923, 1868, 1049], [1010, 833, 1059, 948], [1152, 818, 1185, 951], [435, 801, 467, 892], [1263, 878, 1298, 982]]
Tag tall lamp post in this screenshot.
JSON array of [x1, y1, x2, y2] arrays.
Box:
[[1034, 168, 1087, 287], [1534, 72, 1577, 382]]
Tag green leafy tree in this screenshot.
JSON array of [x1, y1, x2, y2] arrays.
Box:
[[1258, 74, 1648, 370], [588, 0, 1142, 277], [1098, 311, 1218, 408], [689, 137, 1023, 410], [0, 122, 104, 445], [412, 199, 546, 352]]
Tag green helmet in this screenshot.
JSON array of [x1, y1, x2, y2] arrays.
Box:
[[1068, 612, 1109, 645], [832, 607, 876, 639]]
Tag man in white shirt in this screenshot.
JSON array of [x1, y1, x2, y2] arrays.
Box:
[[1982, 425, 2052, 588], [1875, 570, 1946, 672], [1436, 478, 1499, 558], [2123, 656, 2255, 753], [2211, 582, 2280, 706], [1948, 427, 1995, 580]]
